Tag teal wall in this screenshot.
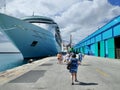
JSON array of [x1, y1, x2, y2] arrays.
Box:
[[107, 38, 115, 58], [103, 29, 112, 40], [105, 40, 108, 57], [114, 24, 120, 36], [95, 43, 98, 56], [90, 44, 95, 55], [80, 47, 85, 53]]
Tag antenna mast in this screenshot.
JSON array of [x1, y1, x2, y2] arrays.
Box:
[[69, 34, 72, 48], [4, 0, 6, 13], [32, 12, 34, 16]]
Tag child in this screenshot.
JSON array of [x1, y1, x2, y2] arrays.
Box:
[[57, 52, 63, 64]]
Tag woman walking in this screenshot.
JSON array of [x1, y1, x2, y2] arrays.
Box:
[[68, 53, 80, 85]]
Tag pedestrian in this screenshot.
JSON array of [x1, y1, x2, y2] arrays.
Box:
[[78, 52, 84, 63], [68, 53, 80, 85], [64, 52, 70, 64], [57, 52, 63, 64]]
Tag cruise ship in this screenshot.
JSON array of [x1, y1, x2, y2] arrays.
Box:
[[0, 13, 62, 59]]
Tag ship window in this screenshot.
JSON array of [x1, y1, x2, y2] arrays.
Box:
[[31, 41, 38, 47]]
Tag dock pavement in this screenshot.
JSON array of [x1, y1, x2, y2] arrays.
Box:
[[0, 56, 120, 90]]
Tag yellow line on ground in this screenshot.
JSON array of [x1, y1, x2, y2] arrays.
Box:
[[96, 68, 109, 77]]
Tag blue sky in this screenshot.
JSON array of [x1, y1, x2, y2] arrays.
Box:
[[0, 0, 120, 52], [108, 0, 120, 6]]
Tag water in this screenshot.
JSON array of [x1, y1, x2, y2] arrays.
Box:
[[0, 53, 28, 72]]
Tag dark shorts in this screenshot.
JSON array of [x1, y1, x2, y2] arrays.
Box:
[[69, 68, 77, 73]]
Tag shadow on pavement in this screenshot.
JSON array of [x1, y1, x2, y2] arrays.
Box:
[[74, 82, 98, 86]]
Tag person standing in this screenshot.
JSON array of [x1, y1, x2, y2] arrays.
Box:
[[64, 52, 70, 64], [57, 52, 63, 64], [78, 52, 84, 63], [68, 53, 80, 85]]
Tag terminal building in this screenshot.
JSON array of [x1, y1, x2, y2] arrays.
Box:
[[73, 15, 120, 59]]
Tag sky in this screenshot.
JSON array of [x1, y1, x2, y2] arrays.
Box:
[[0, 0, 120, 52]]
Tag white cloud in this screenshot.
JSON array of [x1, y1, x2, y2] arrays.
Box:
[[55, 0, 120, 43], [0, 0, 120, 49], [5, 0, 79, 17], [0, 0, 5, 7]]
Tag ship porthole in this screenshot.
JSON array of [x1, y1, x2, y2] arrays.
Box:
[[31, 41, 38, 47]]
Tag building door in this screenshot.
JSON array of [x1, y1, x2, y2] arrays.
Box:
[[115, 36, 120, 59], [98, 42, 100, 57]]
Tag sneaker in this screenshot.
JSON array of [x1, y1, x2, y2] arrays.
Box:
[[72, 82, 74, 85], [75, 79, 79, 82]]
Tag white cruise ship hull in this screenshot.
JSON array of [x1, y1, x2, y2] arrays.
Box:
[[0, 13, 61, 59]]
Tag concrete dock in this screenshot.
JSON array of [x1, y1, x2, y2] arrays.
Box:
[[0, 56, 120, 90]]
